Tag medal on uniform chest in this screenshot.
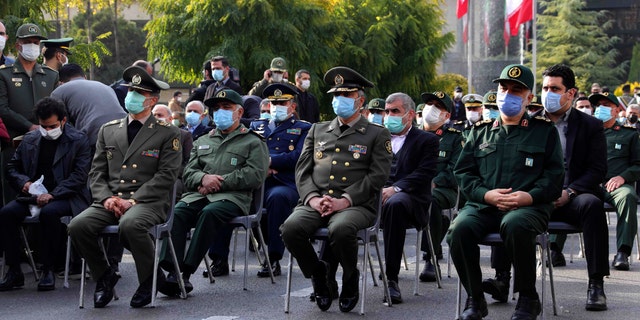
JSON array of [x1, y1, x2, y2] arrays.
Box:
[[316, 141, 326, 159], [289, 145, 294, 151], [106, 150, 113, 160], [353, 153, 360, 159]]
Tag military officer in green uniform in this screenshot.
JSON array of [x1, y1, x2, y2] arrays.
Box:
[[418, 91, 462, 282], [68, 66, 182, 308], [158, 89, 269, 295], [365, 97, 385, 125], [526, 95, 543, 116], [41, 37, 73, 72], [0, 23, 58, 205], [456, 93, 484, 135], [591, 92, 640, 271], [447, 64, 564, 320], [280, 66, 392, 313], [481, 91, 500, 120]]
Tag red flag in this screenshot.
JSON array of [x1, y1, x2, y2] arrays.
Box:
[[506, 0, 533, 36], [457, 0, 468, 19], [462, 13, 469, 43], [483, 2, 490, 45]]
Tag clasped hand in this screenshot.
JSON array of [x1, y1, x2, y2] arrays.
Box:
[[199, 174, 225, 195], [484, 188, 533, 211], [104, 196, 133, 218], [309, 195, 350, 217]]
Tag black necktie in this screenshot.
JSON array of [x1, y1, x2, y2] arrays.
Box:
[[340, 124, 349, 133], [128, 120, 142, 144]]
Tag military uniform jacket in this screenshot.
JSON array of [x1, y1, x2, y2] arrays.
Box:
[[7, 124, 92, 216], [0, 61, 58, 137], [432, 125, 463, 190], [295, 116, 392, 212], [181, 124, 269, 215], [90, 116, 182, 213], [604, 124, 640, 182], [454, 114, 564, 211], [250, 117, 311, 190]]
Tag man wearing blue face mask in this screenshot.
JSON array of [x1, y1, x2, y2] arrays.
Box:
[[203, 56, 243, 98], [184, 100, 212, 141], [448, 64, 564, 320], [541, 64, 609, 312], [157, 89, 268, 296], [416, 91, 461, 284], [68, 65, 182, 308], [380, 92, 439, 304], [591, 92, 639, 272], [365, 98, 386, 125], [280, 66, 392, 313]]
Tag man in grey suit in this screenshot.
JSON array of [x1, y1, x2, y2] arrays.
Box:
[[68, 66, 182, 309]]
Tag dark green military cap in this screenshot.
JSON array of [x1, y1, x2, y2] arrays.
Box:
[[324, 66, 374, 93], [421, 91, 453, 113], [263, 83, 299, 101], [528, 95, 543, 109], [492, 64, 534, 90], [41, 37, 74, 55], [368, 98, 386, 111], [270, 57, 287, 72], [483, 91, 498, 108], [204, 89, 244, 110], [588, 92, 619, 107], [16, 23, 47, 40], [416, 103, 425, 113], [122, 65, 169, 93]]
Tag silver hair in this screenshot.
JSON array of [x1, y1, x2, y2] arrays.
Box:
[[152, 104, 172, 117], [186, 100, 205, 113], [385, 92, 415, 113]]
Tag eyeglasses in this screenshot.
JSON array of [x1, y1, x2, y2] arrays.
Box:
[[0, 32, 5, 36]]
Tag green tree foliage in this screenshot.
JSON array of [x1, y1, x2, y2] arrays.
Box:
[[536, 0, 627, 91], [144, 0, 454, 111], [628, 44, 640, 83]]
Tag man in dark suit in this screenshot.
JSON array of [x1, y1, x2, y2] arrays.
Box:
[[381, 92, 439, 303], [203, 56, 243, 97], [184, 100, 212, 141], [542, 64, 609, 311]]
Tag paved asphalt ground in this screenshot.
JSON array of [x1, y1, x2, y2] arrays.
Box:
[[2, 211, 640, 320]]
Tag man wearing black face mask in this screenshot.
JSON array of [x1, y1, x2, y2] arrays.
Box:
[[625, 104, 640, 131], [0, 97, 91, 292]]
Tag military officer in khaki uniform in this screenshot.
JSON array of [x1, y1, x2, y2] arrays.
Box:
[[158, 89, 268, 295], [68, 66, 182, 308], [280, 67, 392, 313], [447, 64, 564, 320], [591, 92, 640, 271], [418, 91, 462, 282], [0, 23, 58, 205]]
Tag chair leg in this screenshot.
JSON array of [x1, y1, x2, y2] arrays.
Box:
[[203, 255, 215, 284], [284, 252, 293, 313], [402, 250, 409, 270], [64, 236, 71, 288], [375, 240, 392, 308], [243, 227, 250, 290], [636, 231, 640, 261], [545, 237, 557, 316], [360, 239, 368, 315], [250, 231, 263, 266], [367, 247, 378, 287], [414, 230, 421, 295], [79, 258, 85, 308], [151, 238, 160, 308], [537, 235, 546, 320], [425, 227, 443, 289], [166, 236, 188, 298], [19, 226, 39, 281], [455, 275, 462, 319], [255, 227, 274, 284], [231, 228, 239, 272], [578, 233, 585, 259], [1, 252, 5, 279]]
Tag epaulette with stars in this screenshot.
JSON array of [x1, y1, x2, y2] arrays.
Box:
[[447, 127, 461, 133], [156, 119, 171, 127], [370, 122, 385, 128], [622, 124, 638, 130], [248, 128, 266, 140], [533, 116, 552, 123], [104, 119, 122, 126], [475, 119, 493, 127]]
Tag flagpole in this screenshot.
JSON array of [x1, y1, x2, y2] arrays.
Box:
[[532, 0, 537, 94], [467, 0, 473, 93], [519, 24, 524, 65]]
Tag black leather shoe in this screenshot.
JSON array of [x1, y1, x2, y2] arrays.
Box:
[[550, 250, 566, 267], [257, 260, 281, 278], [482, 271, 510, 303], [384, 280, 403, 304], [37, 270, 56, 291], [130, 280, 152, 308], [311, 260, 332, 311], [585, 279, 607, 311], [612, 252, 630, 271], [0, 269, 24, 291], [511, 296, 541, 320], [159, 270, 187, 297], [339, 269, 360, 313], [460, 296, 488, 320], [94, 267, 119, 308], [419, 260, 437, 282], [203, 257, 229, 277]]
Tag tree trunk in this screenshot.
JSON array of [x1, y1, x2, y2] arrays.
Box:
[[114, 0, 120, 66], [86, 0, 94, 79]]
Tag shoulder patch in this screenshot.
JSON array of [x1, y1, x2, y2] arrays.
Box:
[[447, 127, 461, 133], [104, 119, 121, 126], [370, 122, 385, 128], [454, 120, 465, 125], [533, 116, 552, 123], [156, 120, 171, 127], [249, 130, 265, 140], [475, 119, 493, 127], [0, 64, 8, 69], [297, 119, 311, 124], [622, 124, 637, 130]]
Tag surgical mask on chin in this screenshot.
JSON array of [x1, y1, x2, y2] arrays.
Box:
[[367, 113, 383, 125], [332, 96, 357, 118], [384, 115, 406, 134], [497, 92, 523, 117], [0, 37, 5, 51], [271, 72, 283, 82], [271, 105, 289, 122], [617, 117, 627, 125], [577, 108, 592, 116], [214, 109, 235, 130], [593, 106, 612, 122], [542, 90, 563, 113], [422, 104, 442, 126], [20, 43, 40, 62], [185, 111, 202, 127], [212, 69, 224, 81], [171, 119, 181, 127], [466, 111, 480, 123], [124, 91, 147, 114], [38, 125, 63, 140], [300, 79, 311, 90], [260, 112, 272, 120], [484, 108, 500, 120], [60, 54, 68, 67]]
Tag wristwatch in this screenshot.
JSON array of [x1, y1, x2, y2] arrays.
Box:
[[566, 189, 577, 201], [393, 186, 402, 193], [128, 199, 137, 205]]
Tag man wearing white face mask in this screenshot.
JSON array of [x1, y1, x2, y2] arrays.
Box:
[[574, 96, 594, 116], [0, 23, 58, 206], [416, 91, 461, 283], [294, 69, 320, 123], [458, 93, 484, 135], [0, 97, 91, 292], [41, 37, 73, 72], [0, 21, 15, 66], [249, 57, 291, 97], [451, 86, 466, 122]]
